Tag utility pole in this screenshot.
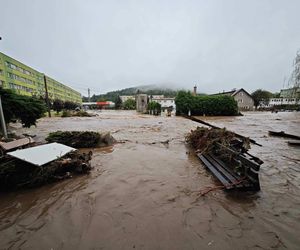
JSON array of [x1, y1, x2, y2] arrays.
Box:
[[0, 96, 8, 139], [43, 75, 51, 117], [88, 88, 90, 102], [0, 36, 8, 138]]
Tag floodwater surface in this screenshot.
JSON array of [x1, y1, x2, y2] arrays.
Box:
[[1, 111, 299, 249]]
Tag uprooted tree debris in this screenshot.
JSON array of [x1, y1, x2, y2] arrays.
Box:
[[186, 125, 263, 191], [0, 151, 93, 190], [46, 131, 116, 148]]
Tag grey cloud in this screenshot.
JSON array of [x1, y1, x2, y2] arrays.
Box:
[[1, 0, 299, 96]]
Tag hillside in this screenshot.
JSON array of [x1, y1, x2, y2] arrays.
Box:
[[82, 85, 179, 102]]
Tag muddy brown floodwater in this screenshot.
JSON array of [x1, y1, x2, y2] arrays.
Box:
[[1, 111, 300, 249]]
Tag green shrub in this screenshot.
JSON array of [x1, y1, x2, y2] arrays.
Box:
[[175, 91, 238, 116], [73, 110, 92, 117], [61, 110, 72, 117], [46, 131, 116, 148], [123, 99, 136, 110], [147, 101, 161, 115], [52, 99, 64, 114], [0, 87, 46, 127]]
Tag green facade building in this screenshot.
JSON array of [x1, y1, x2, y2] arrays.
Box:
[[0, 52, 82, 103]]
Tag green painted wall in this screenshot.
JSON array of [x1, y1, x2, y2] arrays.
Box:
[[0, 52, 82, 103]]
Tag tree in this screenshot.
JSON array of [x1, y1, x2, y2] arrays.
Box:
[[272, 92, 280, 98], [251, 89, 273, 109], [175, 91, 194, 115], [114, 95, 122, 109], [147, 101, 161, 115], [123, 99, 136, 110], [0, 87, 46, 127], [97, 97, 107, 102], [64, 101, 78, 110], [52, 99, 64, 114]]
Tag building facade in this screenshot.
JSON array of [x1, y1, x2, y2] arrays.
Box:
[[212, 88, 254, 111], [0, 52, 82, 103], [280, 87, 300, 99], [136, 94, 148, 113], [151, 96, 176, 112], [119, 95, 135, 103], [259, 98, 300, 108]]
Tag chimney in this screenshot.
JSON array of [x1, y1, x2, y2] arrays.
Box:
[[193, 85, 197, 96]]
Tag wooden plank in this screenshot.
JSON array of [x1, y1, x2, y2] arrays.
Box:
[[215, 143, 261, 171], [287, 140, 300, 146], [198, 154, 231, 188], [0, 137, 34, 151], [205, 154, 239, 184], [269, 131, 300, 140]]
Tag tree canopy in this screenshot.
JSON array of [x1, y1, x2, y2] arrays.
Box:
[[175, 91, 238, 116], [251, 89, 273, 108], [0, 88, 46, 127], [52, 99, 64, 114], [147, 101, 161, 114], [122, 99, 136, 110]]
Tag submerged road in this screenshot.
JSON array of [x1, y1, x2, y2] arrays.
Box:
[[1, 111, 299, 249]]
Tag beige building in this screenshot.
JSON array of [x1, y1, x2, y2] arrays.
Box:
[[213, 88, 254, 111], [120, 95, 135, 103]]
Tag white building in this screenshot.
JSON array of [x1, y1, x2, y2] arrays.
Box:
[[152, 97, 176, 112], [259, 98, 300, 108]]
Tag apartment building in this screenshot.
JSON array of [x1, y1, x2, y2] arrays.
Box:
[[0, 52, 82, 103]]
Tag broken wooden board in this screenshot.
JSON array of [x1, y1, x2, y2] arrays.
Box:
[[0, 137, 34, 152], [8, 142, 76, 166]]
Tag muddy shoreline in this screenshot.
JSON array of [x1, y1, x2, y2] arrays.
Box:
[[1, 110, 299, 249]]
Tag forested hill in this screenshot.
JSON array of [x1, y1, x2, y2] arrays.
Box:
[[82, 85, 179, 102]]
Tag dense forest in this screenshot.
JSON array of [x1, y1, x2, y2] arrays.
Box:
[[82, 85, 179, 102]]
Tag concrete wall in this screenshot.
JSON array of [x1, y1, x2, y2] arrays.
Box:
[[136, 94, 148, 113]]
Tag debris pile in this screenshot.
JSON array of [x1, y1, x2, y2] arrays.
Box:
[[46, 131, 116, 148], [186, 126, 261, 191], [61, 110, 95, 117], [0, 151, 93, 190], [186, 127, 250, 158]]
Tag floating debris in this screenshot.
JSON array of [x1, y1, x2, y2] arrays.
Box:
[[8, 142, 75, 166], [287, 140, 300, 146], [46, 131, 116, 148], [269, 131, 300, 140], [0, 146, 93, 190], [186, 126, 262, 191]]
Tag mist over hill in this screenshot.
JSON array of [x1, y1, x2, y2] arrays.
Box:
[[82, 84, 186, 102]]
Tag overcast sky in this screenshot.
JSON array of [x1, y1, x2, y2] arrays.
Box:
[[1, 0, 299, 96]]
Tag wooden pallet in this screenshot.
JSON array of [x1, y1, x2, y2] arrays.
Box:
[[197, 150, 261, 191]]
